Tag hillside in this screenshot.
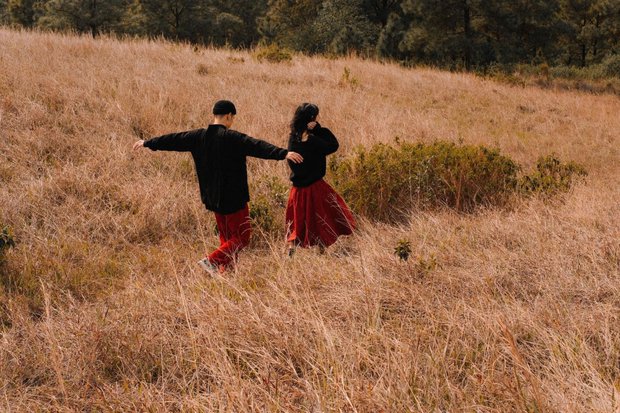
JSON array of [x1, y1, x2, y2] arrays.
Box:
[[1, 28, 619, 412]]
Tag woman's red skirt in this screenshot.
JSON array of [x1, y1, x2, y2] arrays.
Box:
[[286, 179, 356, 247]]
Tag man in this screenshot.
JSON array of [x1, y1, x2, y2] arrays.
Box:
[[132, 100, 303, 275]]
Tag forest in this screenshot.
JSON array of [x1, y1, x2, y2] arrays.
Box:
[[2, 0, 619, 73]]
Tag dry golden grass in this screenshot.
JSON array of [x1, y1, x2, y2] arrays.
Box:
[[1, 28, 619, 412]]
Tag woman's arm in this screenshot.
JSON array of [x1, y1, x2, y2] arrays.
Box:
[[311, 126, 339, 155]]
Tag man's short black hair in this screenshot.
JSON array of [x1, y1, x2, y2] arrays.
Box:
[[213, 100, 237, 115]]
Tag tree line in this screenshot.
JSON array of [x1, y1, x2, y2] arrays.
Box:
[[2, 0, 619, 71]]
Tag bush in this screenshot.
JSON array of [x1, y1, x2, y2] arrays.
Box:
[[600, 54, 620, 78], [329, 140, 519, 222], [394, 239, 412, 262], [519, 155, 587, 194], [252, 44, 293, 63], [0, 226, 15, 266], [196, 63, 209, 76], [249, 196, 278, 238], [339, 66, 360, 88], [248, 176, 289, 240]]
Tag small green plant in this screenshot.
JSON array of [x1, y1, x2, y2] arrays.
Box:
[[227, 55, 245, 64], [0, 226, 15, 250], [247, 177, 288, 243], [417, 254, 437, 276], [249, 196, 277, 236], [519, 155, 587, 194], [394, 239, 412, 261], [253, 44, 293, 63], [196, 63, 209, 76], [0, 226, 15, 267], [339, 66, 360, 88], [538, 62, 550, 81], [265, 176, 289, 208]]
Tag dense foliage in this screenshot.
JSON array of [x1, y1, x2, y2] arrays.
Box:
[[328, 141, 587, 222], [1, 0, 618, 70]]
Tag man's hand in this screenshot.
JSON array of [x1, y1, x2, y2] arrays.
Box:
[[286, 151, 303, 164], [132, 140, 145, 151], [307, 121, 317, 130]]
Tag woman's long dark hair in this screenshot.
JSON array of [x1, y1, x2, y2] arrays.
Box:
[[289, 103, 319, 142]]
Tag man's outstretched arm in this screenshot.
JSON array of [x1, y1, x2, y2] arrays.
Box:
[[133, 129, 202, 152], [235, 132, 303, 163]]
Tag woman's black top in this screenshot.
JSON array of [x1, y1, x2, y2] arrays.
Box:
[[287, 124, 339, 187]]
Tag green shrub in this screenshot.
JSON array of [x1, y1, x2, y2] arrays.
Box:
[[339, 66, 360, 88], [0, 226, 15, 266], [550, 65, 590, 80], [249, 196, 279, 237], [264, 176, 289, 208], [394, 239, 412, 262], [519, 155, 587, 194], [329, 140, 519, 222], [488, 62, 619, 94], [248, 176, 289, 240], [196, 63, 209, 76], [600, 54, 620, 78], [252, 44, 293, 63]]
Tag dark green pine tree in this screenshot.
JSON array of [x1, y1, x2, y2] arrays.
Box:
[[376, 3, 409, 60], [0, 0, 11, 25], [137, 0, 210, 43], [207, 0, 268, 47], [37, 0, 129, 36], [312, 0, 380, 55], [380, 0, 567, 69], [476, 0, 563, 65], [260, 0, 382, 55], [0, 0, 9, 24], [396, 0, 483, 70], [559, 0, 620, 66], [598, 0, 620, 54], [258, 0, 323, 52], [361, 0, 402, 28], [6, 0, 44, 27]]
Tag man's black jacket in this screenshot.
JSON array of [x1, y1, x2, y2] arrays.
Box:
[[144, 124, 288, 214]]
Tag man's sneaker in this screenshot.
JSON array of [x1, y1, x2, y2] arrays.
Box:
[[197, 258, 219, 277]]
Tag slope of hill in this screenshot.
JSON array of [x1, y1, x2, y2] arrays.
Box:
[[1, 28, 619, 412]]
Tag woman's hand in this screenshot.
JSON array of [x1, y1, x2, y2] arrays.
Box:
[[307, 121, 317, 130], [286, 151, 303, 164]]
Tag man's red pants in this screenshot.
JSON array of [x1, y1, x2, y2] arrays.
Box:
[[208, 204, 251, 268]]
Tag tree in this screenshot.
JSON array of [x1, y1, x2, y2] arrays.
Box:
[[559, 0, 620, 66], [207, 0, 268, 47], [259, 0, 323, 52], [312, 0, 379, 55], [362, 0, 401, 27], [379, 0, 566, 69], [137, 0, 208, 42], [396, 0, 484, 70], [478, 0, 563, 64], [38, 0, 129, 36], [7, 0, 44, 27], [0, 0, 9, 24]]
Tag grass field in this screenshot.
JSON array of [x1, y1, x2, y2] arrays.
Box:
[[1, 28, 619, 412]]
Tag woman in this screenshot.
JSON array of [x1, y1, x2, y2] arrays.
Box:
[[285, 103, 355, 255]]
